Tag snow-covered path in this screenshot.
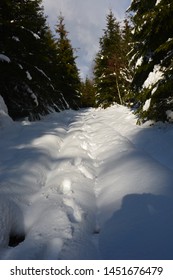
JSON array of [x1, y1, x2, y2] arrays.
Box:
[[1, 105, 173, 259]]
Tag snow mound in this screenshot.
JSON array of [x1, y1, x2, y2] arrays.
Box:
[[0, 95, 13, 128]]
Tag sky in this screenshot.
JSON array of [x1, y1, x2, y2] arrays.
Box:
[[43, 0, 131, 80]]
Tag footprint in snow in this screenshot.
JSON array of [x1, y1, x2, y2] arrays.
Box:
[[73, 157, 82, 167], [60, 179, 72, 195], [81, 141, 88, 151], [63, 197, 82, 223], [74, 157, 95, 179]]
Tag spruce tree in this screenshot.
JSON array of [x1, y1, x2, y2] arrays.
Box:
[[93, 10, 131, 108], [121, 18, 134, 102], [0, 0, 68, 120], [54, 14, 81, 110], [129, 0, 173, 122]]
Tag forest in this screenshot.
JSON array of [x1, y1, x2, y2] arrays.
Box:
[[1, 0, 173, 262], [0, 0, 173, 123]]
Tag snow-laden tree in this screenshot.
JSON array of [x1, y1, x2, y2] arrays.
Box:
[[129, 0, 173, 122], [54, 15, 81, 110], [93, 10, 132, 108]]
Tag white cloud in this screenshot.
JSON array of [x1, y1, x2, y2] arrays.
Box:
[[43, 0, 131, 79]]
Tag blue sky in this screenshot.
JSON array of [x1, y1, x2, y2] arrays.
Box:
[[43, 0, 131, 79]]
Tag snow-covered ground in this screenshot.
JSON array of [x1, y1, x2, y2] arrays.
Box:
[[1, 97, 173, 260]]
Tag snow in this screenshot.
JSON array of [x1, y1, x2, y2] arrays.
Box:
[[0, 95, 13, 128], [0, 103, 173, 259], [166, 110, 173, 122], [143, 98, 151, 111], [156, 0, 161, 5], [143, 65, 165, 89], [26, 71, 32, 80], [0, 54, 11, 63], [18, 64, 23, 69], [30, 31, 40, 40], [31, 93, 39, 106], [12, 36, 20, 42], [35, 66, 51, 81], [135, 56, 143, 68]]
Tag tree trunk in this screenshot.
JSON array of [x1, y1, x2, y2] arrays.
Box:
[[115, 75, 123, 105]]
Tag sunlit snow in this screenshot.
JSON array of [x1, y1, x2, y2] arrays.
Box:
[[143, 65, 165, 89], [143, 98, 151, 112], [156, 0, 161, 5]]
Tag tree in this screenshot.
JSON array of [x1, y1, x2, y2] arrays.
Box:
[[0, 1, 70, 120], [93, 10, 122, 107], [120, 18, 134, 103], [93, 10, 132, 108], [54, 14, 81, 110], [129, 0, 173, 122], [80, 77, 96, 108]]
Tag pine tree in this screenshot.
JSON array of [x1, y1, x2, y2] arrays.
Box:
[[93, 10, 131, 108], [129, 0, 173, 122], [54, 14, 81, 110]]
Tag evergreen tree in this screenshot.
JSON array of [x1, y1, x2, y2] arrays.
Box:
[[0, 0, 69, 120], [129, 0, 173, 122], [121, 18, 134, 102], [93, 10, 122, 108], [93, 10, 132, 108], [80, 77, 96, 108], [54, 14, 81, 109]]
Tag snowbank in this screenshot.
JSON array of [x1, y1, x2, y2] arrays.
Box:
[[0, 95, 13, 128]]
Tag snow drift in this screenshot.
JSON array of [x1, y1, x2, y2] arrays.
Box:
[[0, 104, 173, 259]]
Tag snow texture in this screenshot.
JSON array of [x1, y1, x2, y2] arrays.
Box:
[[0, 100, 173, 259], [26, 71, 32, 80], [0, 54, 11, 63], [166, 110, 173, 122], [31, 93, 39, 106], [143, 65, 164, 89], [0, 96, 13, 128], [156, 0, 161, 5], [143, 98, 151, 111]]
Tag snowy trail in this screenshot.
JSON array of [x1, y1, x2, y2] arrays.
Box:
[[1, 106, 173, 259]]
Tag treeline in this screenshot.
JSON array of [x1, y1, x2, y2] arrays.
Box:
[[0, 0, 81, 120], [92, 0, 173, 123], [1, 0, 173, 123], [81, 10, 133, 109], [93, 11, 132, 108]]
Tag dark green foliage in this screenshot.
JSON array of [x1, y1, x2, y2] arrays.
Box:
[[54, 15, 81, 110], [0, 1, 81, 120], [80, 77, 96, 108], [0, 0, 53, 119], [129, 0, 173, 123], [93, 10, 132, 108], [121, 18, 134, 102]]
